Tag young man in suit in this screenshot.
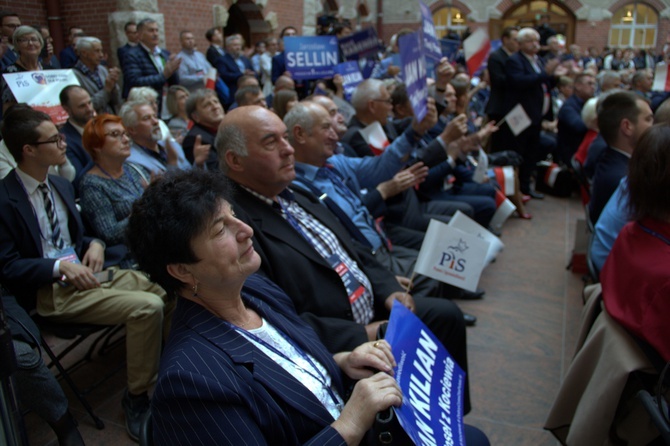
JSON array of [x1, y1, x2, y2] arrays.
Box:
[[485, 26, 518, 153], [217, 105, 472, 413], [0, 106, 174, 441], [589, 91, 653, 225], [116, 21, 138, 67]]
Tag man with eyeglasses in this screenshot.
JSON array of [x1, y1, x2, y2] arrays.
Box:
[[59, 85, 96, 189], [0, 105, 174, 441], [0, 11, 20, 70]]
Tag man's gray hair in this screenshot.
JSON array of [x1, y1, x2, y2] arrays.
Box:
[[137, 18, 157, 32], [283, 103, 316, 145], [516, 27, 539, 42], [128, 86, 158, 103], [225, 35, 241, 46], [350, 79, 385, 112], [185, 88, 217, 120], [120, 100, 149, 129], [215, 122, 248, 173], [75, 36, 101, 53]]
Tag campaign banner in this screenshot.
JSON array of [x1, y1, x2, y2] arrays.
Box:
[[414, 218, 490, 291], [284, 36, 339, 80], [490, 39, 502, 52], [360, 58, 377, 80], [334, 61, 363, 102], [338, 28, 382, 61], [385, 300, 466, 446], [399, 32, 428, 122], [440, 39, 460, 61], [447, 210, 504, 266], [419, 0, 442, 61], [2, 69, 80, 125]]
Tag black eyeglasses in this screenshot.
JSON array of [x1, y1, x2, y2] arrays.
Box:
[[31, 134, 65, 148]]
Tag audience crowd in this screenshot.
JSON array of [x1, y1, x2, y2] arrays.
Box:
[[1, 8, 669, 444]]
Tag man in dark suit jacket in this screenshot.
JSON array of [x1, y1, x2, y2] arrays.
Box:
[[116, 21, 139, 68], [589, 91, 653, 224], [0, 107, 173, 440], [556, 73, 596, 165], [121, 18, 180, 106], [504, 27, 567, 196], [485, 26, 518, 153], [213, 34, 255, 103], [181, 89, 224, 170], [58, 85, 95, 189], [58, 26, 82, 69], [217, 105, 471, 412]]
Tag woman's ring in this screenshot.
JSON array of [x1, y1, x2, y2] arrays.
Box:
[[374, 341, 381, 348]]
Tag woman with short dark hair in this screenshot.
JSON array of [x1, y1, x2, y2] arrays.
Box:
[[126, 168, 402, 445]]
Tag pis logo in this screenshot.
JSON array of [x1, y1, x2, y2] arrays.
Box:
[[438, 238, 468, 272], [31, 73, 47, 85]]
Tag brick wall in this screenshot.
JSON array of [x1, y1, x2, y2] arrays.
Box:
[[574, 20, 611, 52], [0, 0, 46, 27]]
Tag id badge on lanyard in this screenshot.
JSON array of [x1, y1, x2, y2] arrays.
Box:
[[56, 246, 81, 284], [327, 253, 365, 304]]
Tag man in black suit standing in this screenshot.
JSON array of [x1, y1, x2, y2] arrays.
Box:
[[485, 26, 518, 153], [504, 27, 567, 197], [589, 91, 653, 225], [116, 21, 139, 68]]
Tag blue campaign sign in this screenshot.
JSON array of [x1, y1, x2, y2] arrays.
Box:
[[385, 300, 466, 446], [284, 36, 339, 80], [419, 0, 442, 61], [334, 61, 363, 101], [399, 32, 428, 122], [338, 28, 382, 61], [440, 39, 461, 61]]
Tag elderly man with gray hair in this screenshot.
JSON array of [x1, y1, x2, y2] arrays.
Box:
[[216, 34, 255, 100], [72, 36, 122, 114]]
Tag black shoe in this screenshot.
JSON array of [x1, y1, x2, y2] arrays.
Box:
[[457, 288, 485, 300], [122, 389, 150, 442], [528, 190, 544, 199], [50, 411, 85, 446], [463, 313, 477, 326]]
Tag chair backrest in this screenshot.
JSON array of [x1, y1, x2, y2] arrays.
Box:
[[571, 155, 591, 206], [139, 407, 153, 446]]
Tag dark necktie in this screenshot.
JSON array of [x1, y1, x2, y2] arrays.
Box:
[[38, 183, 64, 250]]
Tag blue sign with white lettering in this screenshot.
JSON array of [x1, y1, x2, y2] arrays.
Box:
[[399, 32, 428, 122], [385, 300, 466, 446], [338, 28, 382, 61], [420, 0, 442, 61], [284, 36, 339, 80], [334, 61, 364, 101]]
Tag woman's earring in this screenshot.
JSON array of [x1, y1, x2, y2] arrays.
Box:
[[192, 282, 199, 298]]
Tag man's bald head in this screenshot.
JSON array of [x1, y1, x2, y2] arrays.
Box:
[[216, 106, 295, 198]]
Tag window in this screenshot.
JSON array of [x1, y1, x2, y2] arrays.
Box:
[[609, 2, 657, 48], [432, 7, 468, 38]]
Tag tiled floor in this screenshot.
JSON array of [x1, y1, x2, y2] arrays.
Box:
[[22, 194, 587, 445]]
